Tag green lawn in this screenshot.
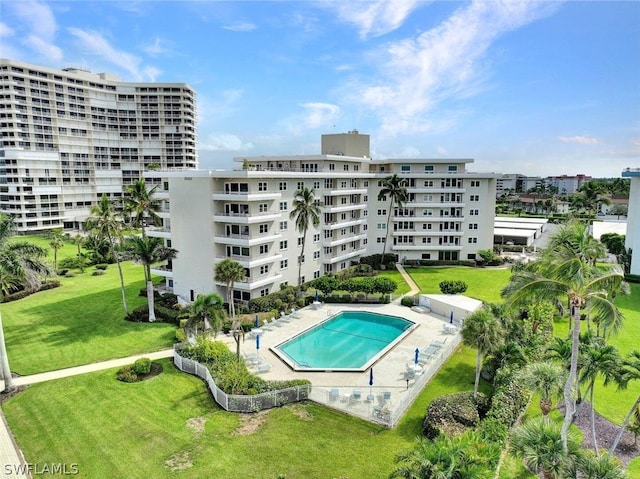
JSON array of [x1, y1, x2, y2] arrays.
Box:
[[3, 347, 488, 479], [405, 266, 512, 302], [2, 261, 175, 376]]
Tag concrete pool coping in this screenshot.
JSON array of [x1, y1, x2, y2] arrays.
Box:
[[217, 301, 466, 426]]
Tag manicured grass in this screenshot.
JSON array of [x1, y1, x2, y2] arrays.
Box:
[[378, 269, 411, 296], [405, 266, 512, 302], [3, 348, 487, 479], [2, 261, 175, 375]]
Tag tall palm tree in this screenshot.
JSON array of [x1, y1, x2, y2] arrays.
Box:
[[0, 214, 50, 392], [610, 350, 640, 454], [521, 362, 565, 420], [214, 258, 245, 320], [502, 221, 627, 452], [460, 306, 503, 398], [125, 236, 177, 322], [289, 187, 321, 298], [86, 194, 129, 314], [377, 174, 408, 269], [48, 230, 64, 271], [510, 417, 581, 479], [579, 341, 621, 453], [124, 179, 160, 236], [189, 293, 225, 339]]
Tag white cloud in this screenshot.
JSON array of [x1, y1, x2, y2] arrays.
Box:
[[143, 37, 169, 57], [280, 102, 342, 135], [67, 27, 158, 81], [200, 133, 254, 152], [7, 1, 63, 63], [222, 22, 257, 32], [0, 22, 15, 37], [344, 0, 559, 136], [328, 0, 422, 39], [557, 135, 599, 145], [24, 35, 63, 62]]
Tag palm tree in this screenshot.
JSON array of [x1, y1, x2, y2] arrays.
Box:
[[377, 174, 408, 269], [125, 236, 177, 322], [189, 293, 225, 339], [73, 234, 84, 258], [521, 362, 565, 420], [124, 179, 160, 236], [289, 187, 321, 297], [214, 258, 245, 320], [86, 194, 129, 314], [48, 230, 64, 271], [610, 350, 640, 454], [460, 306, 503, 398], [0, 214, 51, 392], [502, 221, 626, 452], [579, 341, 621, 453], [509, 417, 581, 479], [230, 316, 245, 362], [565, 450, 627, 479]]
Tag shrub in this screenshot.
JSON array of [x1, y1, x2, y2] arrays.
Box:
[[175, 328, 187, 343], [439, 280, 468, 294], [133, 358, 152, 375], [94, 263, 109, 270], [422, 392, 488, 439], [401, 296, 416, 307], [64, 271, 76, 278], [91, 270, 105, 276], [116, 365, 139, 383]]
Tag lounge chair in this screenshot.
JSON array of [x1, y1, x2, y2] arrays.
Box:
[[261, 318, 275, 331], [253, 363, 272, 374], [352, 390, 362, 402], [382, 391, 392, 405], [290, 308, 300, 318], [329, 388, 339, 401], [280, 312, 292, 323], [272, 316, 285, 327]]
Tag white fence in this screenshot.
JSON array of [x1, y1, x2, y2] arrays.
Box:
[[173, 351, 310, 412]]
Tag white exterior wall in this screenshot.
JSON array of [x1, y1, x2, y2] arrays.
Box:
[[623, 170, 640, 275]]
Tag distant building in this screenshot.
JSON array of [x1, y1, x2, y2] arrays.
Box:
[[622, 168, 640, 275], [546, 174, 592, 195], [0, 59, 197, 232], [146, 132, 499, 303], [496, 173, 526, 196]]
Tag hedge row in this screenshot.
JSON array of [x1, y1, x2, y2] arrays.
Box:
[[1, 281, 61, 303], [422, 392, 489, 439], [403, 260, 476, 268]]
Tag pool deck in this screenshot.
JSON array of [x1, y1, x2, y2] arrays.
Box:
[[217, 301, 462, 426]]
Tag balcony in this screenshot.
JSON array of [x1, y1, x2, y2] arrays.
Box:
[[219, 274, 284, 292], [212, 212, 282, 224], [323, 247, 366, 264], [322, 233, 367, 247], [323, 203, 367, 213], [213, 233, 280, 247], [322, 218, 367, 230], [150, 265, 173, 278], [214, 253, 282, 269], [212, 190, 282, 201]]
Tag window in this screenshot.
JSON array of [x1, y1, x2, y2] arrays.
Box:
[[260, 288, 270, 297], [279, 221, 288, 231], [363, 181, 369, 187], [468, 237, 478, 244], [259, 265, 269, 275], [377, 209, 386, 215], [470, 209, 479, 216], [259, 224, 268, 234], [279, 201, 287, 211], [379, 195, 387, 202], [313, 233, 320, 242], [424, 180, 434, 187], [469, 223, 478, 230], [422, 238, 432, 244], [313, 181, 320, 189], [258, 182, 267, 191], [423, 223, 433, 230], [298, 237, 304, 246], [401, 165, 411, 172], [470, 195, 479, 201], [448, 165, 458, 172], [343, 164, 349, 171], [259, 203, 268, 212], [314, 251, 320, 259], [280, 259, 288, 269], [279, 182, 287, 191], [259, 244, 269, 254], [297, 181, 304, 190], [470, 180, 480, 187], [279, 240, 288, 250], [329, 164, 335, 171], [425, 165, 434, 172], [377, 223, 386, 230], [421, 253, 431, 259], [376, 237, 386, 243], [313, 270, 321, 279]]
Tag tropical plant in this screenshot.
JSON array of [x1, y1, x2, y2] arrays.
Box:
[[189, 293, 225, 338], [609, 350, 640, 454], [124, 179, 160, 235], [509, 417, 581, 479], [214, 258, 246, 320], [377, 174, 408, 269], [521, 362, 565, 419], [565, 450, 627, 479], [501, 221, 627, 452], [390, 431, 499, 479], [73, 234, 85, 258], [0, 214, 51, 392], [86, 194, 129, 314], [125, 236, 177, 322], [48, 230, 64, 271], [460, 306, 503, 398], [289, 187, 321, 297], [311, 275, 339, 297]]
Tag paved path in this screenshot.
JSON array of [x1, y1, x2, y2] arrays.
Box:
[[0, 264, 420, 476], [0, 348, 174, 478]]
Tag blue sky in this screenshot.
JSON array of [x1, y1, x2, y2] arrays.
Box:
[[2, 1, 639, 178]]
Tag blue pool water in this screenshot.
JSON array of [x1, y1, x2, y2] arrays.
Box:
[[273, 311, 414, 371]]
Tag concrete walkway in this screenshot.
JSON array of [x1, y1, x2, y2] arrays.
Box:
[[0, 263, 422, 475]]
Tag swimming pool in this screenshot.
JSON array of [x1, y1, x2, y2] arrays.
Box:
[[272, 311, 416, 372]]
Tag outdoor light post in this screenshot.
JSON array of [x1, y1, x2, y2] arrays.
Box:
[[406, 378, 409, 390]]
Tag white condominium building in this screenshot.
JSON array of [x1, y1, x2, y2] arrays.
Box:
[[622, 168, 639, 275], [147, 132, 498, 304], [0, 59, 197, 232]]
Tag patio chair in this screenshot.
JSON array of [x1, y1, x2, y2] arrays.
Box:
[[261, 318, 275, 331], [290, 308, 300, 318], [253, 363, 272, 374], [351, 390, 362, 402], [280, 312, 293, 323], [329, 388, 340, 401], [382, 391, 392, 405]]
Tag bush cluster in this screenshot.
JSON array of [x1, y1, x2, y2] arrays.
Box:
[[247, 286, 299, 314], [125, 293, 181, 324], [1, 281, 61, 303], [116, 357, 154, 383], [400, 296, 416, 307], [439, 280, 468, 294], [402, 259, 476, 268], [358, 253, 397, 269], [422, 392, 489, 439], [133, 358, 151, 375]]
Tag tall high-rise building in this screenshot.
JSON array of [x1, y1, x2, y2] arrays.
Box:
[[0, 59, 197, 232], [146, 132, 498, 304]]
